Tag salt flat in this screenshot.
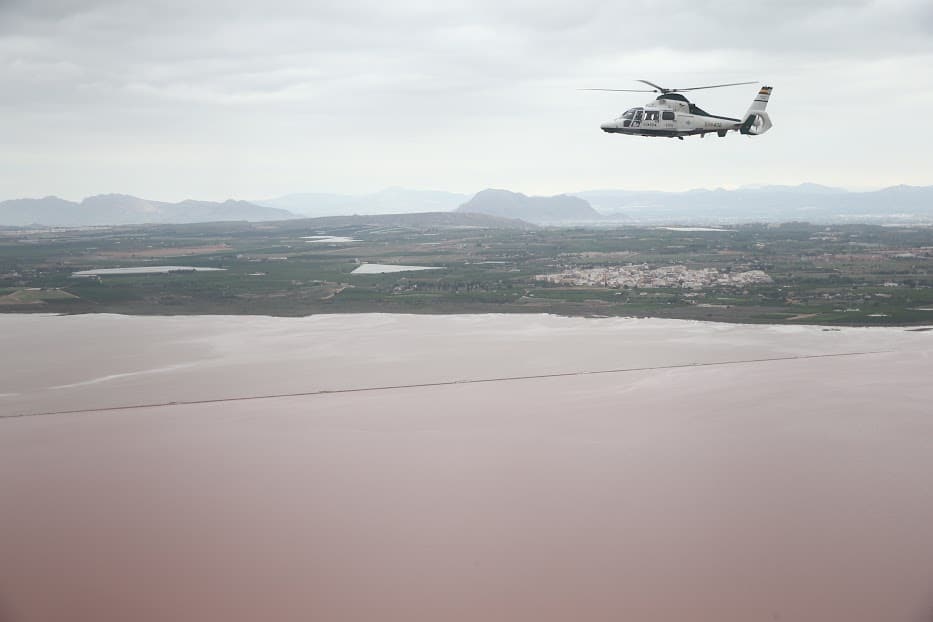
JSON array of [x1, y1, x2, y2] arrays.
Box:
[[351, 263, 444, 274], [302, 235, 361, 243], [1, 314, 933, 622], [70, 266, 226, 276], [660, 226, 735, 232]]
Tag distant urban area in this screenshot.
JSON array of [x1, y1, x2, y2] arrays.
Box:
[[536, 264, 773, 290]]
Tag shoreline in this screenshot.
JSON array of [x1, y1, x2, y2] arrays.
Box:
[[2, 307, 933, 329]]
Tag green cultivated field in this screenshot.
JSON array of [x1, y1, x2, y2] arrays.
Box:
[[1, 218, 932, 326]]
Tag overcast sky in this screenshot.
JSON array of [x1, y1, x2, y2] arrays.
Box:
[[2, 0, 932, 201]]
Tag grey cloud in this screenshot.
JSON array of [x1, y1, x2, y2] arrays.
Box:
[[2, 0, 933, 200], [5, 0, 930, 110]]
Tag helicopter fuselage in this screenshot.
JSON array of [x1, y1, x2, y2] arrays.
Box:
[[600, 93, 742, 139]]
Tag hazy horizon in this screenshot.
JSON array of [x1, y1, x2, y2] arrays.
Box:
[[3, 180, 928, 206]]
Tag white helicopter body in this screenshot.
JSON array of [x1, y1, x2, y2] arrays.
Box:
[[590, 81, 773, 140]]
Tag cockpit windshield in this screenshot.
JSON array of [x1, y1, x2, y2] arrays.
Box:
[[620, 107, 641, 120]]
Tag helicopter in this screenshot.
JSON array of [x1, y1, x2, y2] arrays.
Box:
[[586, 80, 773, 140]]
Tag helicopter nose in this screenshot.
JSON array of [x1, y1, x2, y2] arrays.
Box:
[[600, 120, 618, 132]]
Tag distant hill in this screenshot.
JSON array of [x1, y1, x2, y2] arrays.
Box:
[[573, 184, 933, 224], [0, 194, 295, 227], [455, 189, 602, 223], [285, 211, 536, 230], [258, 187, 470, 217]]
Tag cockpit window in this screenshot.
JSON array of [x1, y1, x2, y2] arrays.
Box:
[[622, 109, 636, 119]]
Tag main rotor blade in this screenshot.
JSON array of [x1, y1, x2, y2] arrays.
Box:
[[636, 79, 667, 92], [672, 81, 758, 92], [581, 80, 757, 94]]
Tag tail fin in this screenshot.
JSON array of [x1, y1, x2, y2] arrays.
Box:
[[748, 86, 772, 112], [740, 85, 773, 135]]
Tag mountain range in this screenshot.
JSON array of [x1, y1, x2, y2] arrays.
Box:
[[261, 184, 933, 225], [4, 184, 933, 227], [574, 184, 933, 224], [0, 194, 293, 227]]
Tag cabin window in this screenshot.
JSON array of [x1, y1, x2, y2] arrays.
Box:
[[662, 111, 675, 121], [645, 111, 659, 121]]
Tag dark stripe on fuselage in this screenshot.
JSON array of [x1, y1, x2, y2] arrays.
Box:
[[690, 111, 741, 122]]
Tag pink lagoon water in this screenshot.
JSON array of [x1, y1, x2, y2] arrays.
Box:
[[2, 314, 933, 621]]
